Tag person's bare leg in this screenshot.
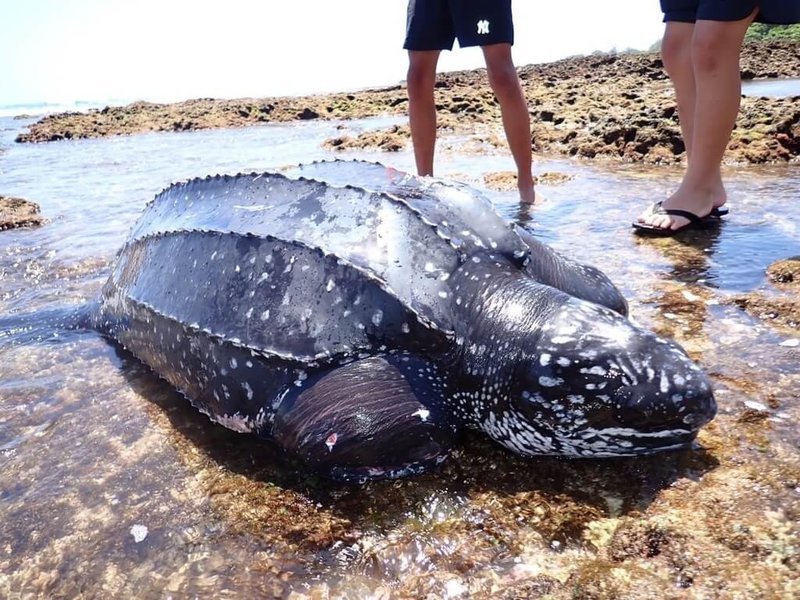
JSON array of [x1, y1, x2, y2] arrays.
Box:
[[482, 43, 536, 204], [407, 50, 441, 177], [637, 21, 701, 223], [639, 13, 755, 231], [662, 22, 698, 160]]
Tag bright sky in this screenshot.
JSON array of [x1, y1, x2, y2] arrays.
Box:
[[0, 0, 665, 107]]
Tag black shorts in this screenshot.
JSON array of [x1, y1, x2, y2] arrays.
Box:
[[661, 0, 800, 24], [403, 0, 514, 51]]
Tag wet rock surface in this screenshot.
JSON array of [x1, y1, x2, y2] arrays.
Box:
[[483, 170, 574, 193], [322, 123, 409, 152], [730, 257, 800, 335], [0, 195, 45, 230], [768, 257, 800, 289], [15, 42, 800, 165]]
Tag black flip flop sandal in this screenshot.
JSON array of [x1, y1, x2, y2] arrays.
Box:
[[632, 201, 726, 236]]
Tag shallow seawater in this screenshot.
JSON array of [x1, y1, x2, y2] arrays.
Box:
[[1, 114, 798, 598], [741, 76, 800, 97]]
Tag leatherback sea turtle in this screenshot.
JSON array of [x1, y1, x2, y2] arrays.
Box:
[[84, 159, 716, 482]]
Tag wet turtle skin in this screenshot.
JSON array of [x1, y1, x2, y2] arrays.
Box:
[[96, 160, 716, 483]]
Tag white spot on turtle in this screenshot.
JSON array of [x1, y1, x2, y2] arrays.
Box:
[[294, 370, 308, 387], [581, 366, 607, 376], [216, 412, 253, 433], [660, 371, 670, 394], [261, 310, 270, 321], [372, 310, 383, 326], [326, 279, 335, 292], [539, 376, 564, 388], [412, 408, 430, 422]]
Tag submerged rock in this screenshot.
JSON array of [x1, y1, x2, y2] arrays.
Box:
[[767, 257, 800, 289], [0, 195, 45, 230], [729, 257, 800, 334]]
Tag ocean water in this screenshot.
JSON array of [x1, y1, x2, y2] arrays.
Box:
[[0, 100, 119, 119], [1, 110, 799, 597], [741, 76, 800, 97]]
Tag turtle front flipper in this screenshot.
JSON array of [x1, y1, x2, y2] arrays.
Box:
[[272, 354, 458, 483], [514, 225, 629, 316]]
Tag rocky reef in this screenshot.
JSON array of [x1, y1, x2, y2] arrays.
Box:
[[0, 196, 45, 230], [14, 42, 800, 165]]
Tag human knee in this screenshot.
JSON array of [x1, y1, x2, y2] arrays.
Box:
[[406, 66, 435, 100], [661, 33, 688, 76], [691, 30, 732, 74], [487, 64, 519, 97]]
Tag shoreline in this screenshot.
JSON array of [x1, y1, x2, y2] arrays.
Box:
[[12, 41, 800, 165]]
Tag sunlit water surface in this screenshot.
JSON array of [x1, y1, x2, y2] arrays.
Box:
[[1, 112, 798, 598], [742, 76, 800, 97]]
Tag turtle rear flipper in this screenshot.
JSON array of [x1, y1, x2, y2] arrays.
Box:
[[272, 354, 458, 483]]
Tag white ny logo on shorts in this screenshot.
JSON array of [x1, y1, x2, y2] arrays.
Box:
[[477, 19, 490, 34]]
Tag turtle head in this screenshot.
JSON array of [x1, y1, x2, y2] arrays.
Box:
[[506, 296, 717, 457], [448, 260, 716, 458]]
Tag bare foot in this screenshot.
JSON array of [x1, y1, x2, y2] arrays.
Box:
[[518, 180, 536, 205]]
